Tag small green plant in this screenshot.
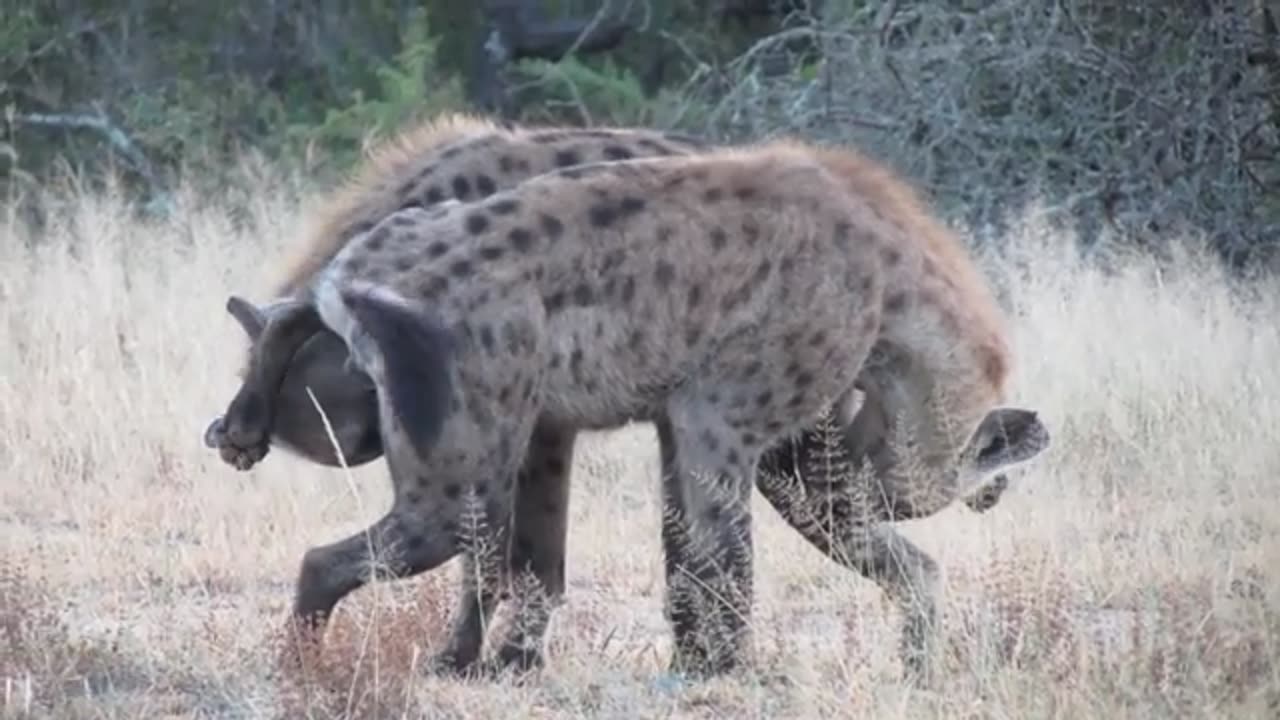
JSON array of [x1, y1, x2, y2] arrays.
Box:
[[285, 6, 465, 172]]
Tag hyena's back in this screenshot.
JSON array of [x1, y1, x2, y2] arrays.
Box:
[[318, 143, 891, 443]]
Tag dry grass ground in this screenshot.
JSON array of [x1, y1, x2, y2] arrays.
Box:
[[1, 176, 1278, 719]]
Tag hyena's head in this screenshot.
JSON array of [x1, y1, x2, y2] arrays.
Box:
[[203, 295, 384, 467], [955, 406, 1051, 494]]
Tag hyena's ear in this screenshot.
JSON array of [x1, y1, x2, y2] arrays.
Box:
[[226, 295, 267, 340], [969, 407, 1051, 475]]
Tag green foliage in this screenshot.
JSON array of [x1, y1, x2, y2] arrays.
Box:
[[284, 6, 465, 172], [511, 55, 651, 126]]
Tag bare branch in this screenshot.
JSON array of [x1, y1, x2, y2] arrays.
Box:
[[11, 108, 172, 216]]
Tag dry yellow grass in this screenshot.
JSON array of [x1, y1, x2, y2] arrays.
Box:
[[1, 175, 1278, 719]]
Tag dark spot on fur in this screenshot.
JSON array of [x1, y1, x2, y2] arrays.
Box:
[[509, 227, 536, 252], [422, 275, 449, 297], [603, 145, 634, 160], [452, 176, 472, 199], [545, 291, 566, 313], [498, 384, 512, 405], [740, 432, 757, 446], [490, 198, 519, 215], [742, 219, 760, 245], [726, 448, 740, 466], [573, 283, 595, 306], [569, 349, 584, 377], [480, 245, 504, 261], [656, 226, 674, 243], [466, 213, 489, 235], [555, 149, 581, 167], [366, 227, 390, 251], [886, 292, 908, 312], [451, 259, 474, 278], [687, 284, 703, 310], [627, 330, 643, 350], [405, 489, 424, 504], [427, 241, 449, 259], [588, 204, 616, 227], [478, 325, 497, 355], [499, 155, 516, 173], [441, 146, 462, 159], [795, 371, 814, 388], [743, 360, 762, 378], [620, 196, 645, 215], [620, 276, 636, 303], [809, 330, 827, 347], [654, 261, 676, 288], [602, 249, 625, 272], [755, 390, 773, 407], [708, 392, 721, 404], [710, 228, 728, 251], [475, 175, 496, 197], [539, 214, 564, 241], [391, 215, 416, 228], [703, 187, 723, 203], [700, 429, 720, 452], [394, 256, 414, 272], [734, 187, 758, 201], [685, 325, 702, 346], [475, 482, 489, 497], [752, 260, 772, 283], [426, 187, 444, 204], [833, 221, 852, 249]]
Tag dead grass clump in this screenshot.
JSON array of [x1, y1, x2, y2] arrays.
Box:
[[943, 551, 1279, 711], [0, 557, 140, 717], [272, 571, 454, 719]]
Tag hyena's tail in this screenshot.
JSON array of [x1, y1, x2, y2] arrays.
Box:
[[330, 283, 457, 459]]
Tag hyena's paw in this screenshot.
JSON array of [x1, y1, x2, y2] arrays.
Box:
[[203, 413, 270, 471]]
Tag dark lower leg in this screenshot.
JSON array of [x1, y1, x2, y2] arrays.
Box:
[[290, 507, 458, 650], [657, 416, 755, 678], [431, 494, 515, 674], [489, 425, 576, 672], [753, 474, 940, 681]]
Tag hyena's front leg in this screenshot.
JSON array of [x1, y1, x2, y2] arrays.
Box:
[[289, 503, 464, 663], [432, 420, 577, 677], [484, 420, 577, 674], [753, 464, 942, 683], [657, 405, 757, 678]]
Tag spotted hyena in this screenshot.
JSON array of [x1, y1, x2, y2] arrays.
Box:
[[204, 114, 1031, 678], [209, 137, 1050, 679]]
